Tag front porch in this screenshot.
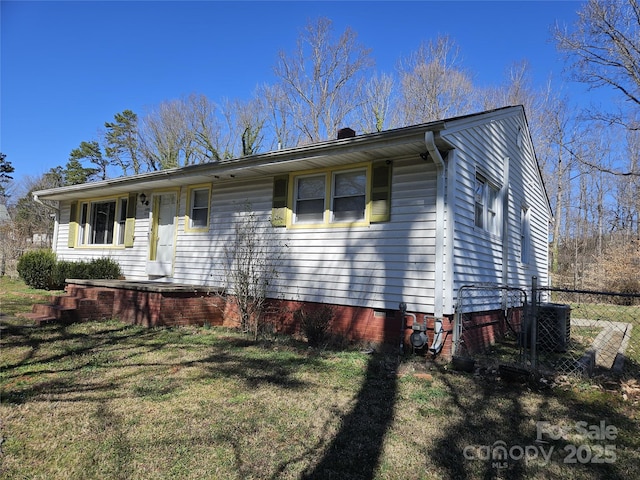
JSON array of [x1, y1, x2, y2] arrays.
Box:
[[24, 279, 228, 328], [23, 279, 457, 357]]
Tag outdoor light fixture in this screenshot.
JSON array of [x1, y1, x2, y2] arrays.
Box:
[[139, 193, 149, 206]]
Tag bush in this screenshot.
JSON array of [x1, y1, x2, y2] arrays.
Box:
[[17, 249, 57, 289], [18, 252, 122, 290], [294, 305, 335, 347], [88, 257, 121, 279], [51, 257, 121, 289], [50, 260, 76, 290]]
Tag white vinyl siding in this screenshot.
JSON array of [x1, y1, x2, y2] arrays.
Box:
[[50, 107, 550, 318], [172, 160, 438, 312], [445, 109, 550, 310]]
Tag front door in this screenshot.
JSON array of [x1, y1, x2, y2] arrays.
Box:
[[147, 192, 177, 277]]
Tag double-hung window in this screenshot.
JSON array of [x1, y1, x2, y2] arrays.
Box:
[[186, 185, 211, 231], [474, 173, 500, 235], [331, 170, 367, 222], [294, 174, 326, 224], [292, 167, 367, 226]]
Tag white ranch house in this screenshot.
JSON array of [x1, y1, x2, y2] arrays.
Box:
[[33, 106, 551, 357]]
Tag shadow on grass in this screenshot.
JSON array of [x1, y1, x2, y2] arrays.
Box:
[[300, 353, 398, 480], [3, 320, 403, 479], [1, 320, 322, 405], [428, 365, 639, 480]]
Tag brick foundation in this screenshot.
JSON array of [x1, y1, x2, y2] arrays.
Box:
[[60, 281, 518, 360], [459, 308, 523, 355]]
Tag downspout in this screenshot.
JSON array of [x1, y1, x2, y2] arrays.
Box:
[[424, 131, 446, 353]]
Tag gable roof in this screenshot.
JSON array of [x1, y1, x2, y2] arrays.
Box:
[[33, 106, 542, 204]]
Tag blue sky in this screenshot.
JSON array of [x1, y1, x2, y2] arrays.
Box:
[[1, 1, 590, 190]]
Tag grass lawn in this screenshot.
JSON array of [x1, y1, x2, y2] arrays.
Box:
[[1, 277, 639, 479]]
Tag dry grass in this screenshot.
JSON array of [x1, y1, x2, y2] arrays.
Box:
[[1, 277, 639, 479]]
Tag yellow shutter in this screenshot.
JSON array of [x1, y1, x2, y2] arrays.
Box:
[[124, 193, 136, 247], [271, 174, 289, 227], [68, 203, 77, 248], [370, 162, 392, 223]]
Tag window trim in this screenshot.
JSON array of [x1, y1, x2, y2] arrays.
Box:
[[520, 205, 531, 265], [287, 163, 371, 228], [185, 184, 212, 232], [474, 171, 502, 236], [74, 195, 130, 248]]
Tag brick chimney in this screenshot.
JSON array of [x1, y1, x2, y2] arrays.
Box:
[[337, 127, 356, 139]]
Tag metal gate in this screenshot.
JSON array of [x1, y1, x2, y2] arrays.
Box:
[[454, 284, 529, 367]]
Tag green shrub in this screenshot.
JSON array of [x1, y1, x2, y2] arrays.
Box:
[[294, 305, 335, 347], [17, 249, 57, 289], [24, 254, 123, 290], [88, 257, 121, 279], [50, 260, 75, 290]]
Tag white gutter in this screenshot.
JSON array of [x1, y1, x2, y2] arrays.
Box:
[[32, 193, 59, 211], [424, 131, 446, 321]]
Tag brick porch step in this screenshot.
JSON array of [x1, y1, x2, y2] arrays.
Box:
[[22, 286, 115, 327]]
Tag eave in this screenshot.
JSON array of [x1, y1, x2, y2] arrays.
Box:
[[32, 121, 447, 202]]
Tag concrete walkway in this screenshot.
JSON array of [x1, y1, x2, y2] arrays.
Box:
[[572, 318, 633, 372]]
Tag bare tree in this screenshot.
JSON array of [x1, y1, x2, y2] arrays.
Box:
[[398, 36, 475, 125], [554, 0, 640, 134], [219, 97, 267, 157], [223, 207, 283, 340], [259, 83, 299, 149], [236, 98, 266, 156], [357, 72, 395, 133], [183, 93, 226, 162], [611, 128, 640, 235], [273, 17, 373, 143], [139, 99, 189, 170]]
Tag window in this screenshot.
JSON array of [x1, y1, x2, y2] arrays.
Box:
[[292, 168, 367, 226], [331, 170, 366, 222], [186, 186, 211, 231], [271, 161, 391, 228], [474, 173, 500, 235], [77, 197, 128, 246], [294, 174, 326, 223], [520, 206, 531, 264]]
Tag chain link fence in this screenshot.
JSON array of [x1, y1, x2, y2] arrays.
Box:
[[533, 287, 639, 377], [454, 280, 640, 378]]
